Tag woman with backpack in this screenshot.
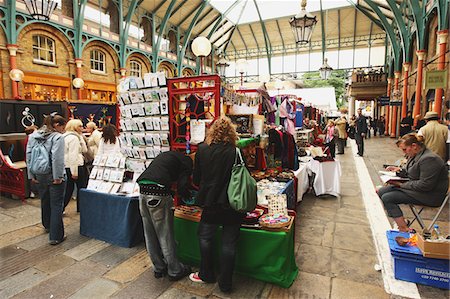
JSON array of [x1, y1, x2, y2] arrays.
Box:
[[63, 119, 88, 213], [26, 113, 67, 245], [189, 117, 244, 293]]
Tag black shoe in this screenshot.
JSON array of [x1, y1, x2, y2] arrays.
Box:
[[49, 235, 66, 245], [154, 269, 167, 279], [168, 266, 191, 281]]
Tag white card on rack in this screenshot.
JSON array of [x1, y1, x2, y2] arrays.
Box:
[[160, 116, 169, 131], [153, 146, 161, 157], [161, 146, 170, 153], [138, 148, 146, 159], [143, 73, 152, 88], [156, 71, 166, 86], [132, 147, 140, 159], [119, 157, 126, 168], [159, 133, 169, 146], [152, 133, 161, 145], [106, 155, 121, 168], [89, 166, 98, 179], [144, 133, 154, 145], [144, 118, 154, 130], [99, 155, 108, 166], [110, 183, 122, 194], [159, 88, 168, 101], [145, 147, 155, 158], [153, 117, 161, 131], [103, 168, 111, 181], [96, 167, 104, 180], [93, 155, 102, 166], [144, 103, 153, 115], [136, 118, 146, 131], [160, 99, 169, 115]]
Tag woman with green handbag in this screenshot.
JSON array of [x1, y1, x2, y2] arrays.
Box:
[[189, 116, 245, 293]]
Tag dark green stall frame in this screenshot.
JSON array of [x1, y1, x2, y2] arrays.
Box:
[[174, 217, 298, 288]]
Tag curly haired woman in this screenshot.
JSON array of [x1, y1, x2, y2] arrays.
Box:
[[189, 116, 244, 293]]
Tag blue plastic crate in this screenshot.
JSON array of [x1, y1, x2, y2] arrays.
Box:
[[387, 230, 450, 290]]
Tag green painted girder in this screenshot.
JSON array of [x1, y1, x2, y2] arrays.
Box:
[[195, 7, 214, 29], [211, 24, 234, 44], [408, 0, 428, 51], [177, 0, 210, 74], [152, 0, 166, 14], [346, 1, 383, 29], [176, 1, 204, 27], [207, 0, 244, 39], [153, 0, 177, 70], [121, 0, 142, 66], [235, 27, 248, 52], [386, 0, 412, 63], [436, 0, 449, 30], [248, 24, 260, 49], [320, 0, 326, 61], [197, 14, 221, 36], [365, 0, 401, 71], [253, 0, 271, 73]]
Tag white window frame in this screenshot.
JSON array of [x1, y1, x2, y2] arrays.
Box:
[[90, 50, 106, 74], [32, 35, 56, 65], [129, 60, 142, 77]]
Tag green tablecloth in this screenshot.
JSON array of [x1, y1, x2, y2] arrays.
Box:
[[174, 217, 298, 288]]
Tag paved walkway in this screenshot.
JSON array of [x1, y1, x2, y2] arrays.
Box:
[[0, 137, 448, 299]]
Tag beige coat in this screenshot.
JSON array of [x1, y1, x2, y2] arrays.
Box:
[[335, 118, 347, 139], [418, 120, 448, 160]]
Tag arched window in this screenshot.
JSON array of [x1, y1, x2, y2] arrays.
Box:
[[130, 60, 142, 77], [32, 35, 56, 64], [90, 50, 106, 73]]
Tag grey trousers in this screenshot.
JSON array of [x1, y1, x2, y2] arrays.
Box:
[[139, 194, 185, 276]]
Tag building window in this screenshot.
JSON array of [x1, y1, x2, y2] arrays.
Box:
[[32, 35, 56, 64], [90, 50, 106, 73], [129, 60, 142, 77]]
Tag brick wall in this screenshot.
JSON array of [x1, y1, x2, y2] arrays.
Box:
[[81, 41, 120, 85]]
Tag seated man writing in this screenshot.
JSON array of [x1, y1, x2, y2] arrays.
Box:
[[378, 133, 448, 232]]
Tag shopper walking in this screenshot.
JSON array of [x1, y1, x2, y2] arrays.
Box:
[[189, 116, 244, 293], [378, 115, 385, 137], [378, 133, 448, 232], [26, 114, 67, 245], [355, 108, 367, 157], [63, 119, 88, 212], [417, 111, 448, 161], [137, 151, 193, 281], [335, 116, 347, 154], [324, 119, 338, 158]]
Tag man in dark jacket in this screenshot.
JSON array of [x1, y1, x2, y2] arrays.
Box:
[[355, 108, 368, 156], [137, 151, 192, 281]]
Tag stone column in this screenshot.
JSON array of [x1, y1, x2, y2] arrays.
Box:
[[434, 30, 448, 117], [7, 44, 19, 99], [402, 63, 410, 118], [385, 78, 392, 135], [391, 72, 400, 137], [413, 50, 426, 127]]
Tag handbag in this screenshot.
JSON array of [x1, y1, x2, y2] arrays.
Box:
[[227, 148, 257, 213]]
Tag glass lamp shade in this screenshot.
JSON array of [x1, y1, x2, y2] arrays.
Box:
[[216, 57, 230, 77], [191, 36, 212, 57], [289, 2, 317, 45], [9, 69, 24, 82], [72, 77, 85, 89], [24, 0, 58, 21], [236, 59, 248, 74], [319, 58, 333, 80]]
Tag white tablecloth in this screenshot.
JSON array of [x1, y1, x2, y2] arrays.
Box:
[[293, 163, 310, 202], [307, 159, 341, 197]]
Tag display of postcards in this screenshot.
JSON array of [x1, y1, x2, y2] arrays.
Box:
[[130, 119, 139, 131], [156, 71, 166, 86], [99, 155, 108, 166], [144, 134, 154, 145], [136, 118, 146, 131], [92, 155, 102, 166], [160, 116, 169, 131], [128, 159, 147, 173], [160, 133, 169, 146], [103, 168, 111, 181], [153, 146, 161, 157], [124, 134, 132, 146], [98, 181, 114, 193], [144, 103, 153, 115], [119, 135, 128, 146], [106, 155, 121, 168], [135, 133, 146, 146], [96, 167, 105, 180], [89, 166, 98, 179], [119, 182, 135, 194], [139, 104, 146, 116], [120, 93, 131, 105], [160, 99, 169, 115], [129, 91, 139, 103], [128, 76, 144, 90], [153, 117, 161, 130], [123, 106, 133, 118], [124, 119, 133, 131], [119, 119, 126, 131], [143, 73, 158, 87], [109, 169, 125, 183], [159, 88, 168, 101], [145, 147, 155, 159], [152, 133, 161, 145], [152, 102, 160, 115], [138, 148, 146, 159], [87, 179, 101, 191], [119, 157, 126, 168], [144, 118, 154, 130], [161, 146, 170, 153], [125, 147, 134, 158], [110, 183, 122, 194], [132, 147, 140, 159], [151, 89, 160, 101], [131, 104, 144, 116]]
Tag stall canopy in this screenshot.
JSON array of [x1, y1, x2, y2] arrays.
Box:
[[268, 87, 338, 114]]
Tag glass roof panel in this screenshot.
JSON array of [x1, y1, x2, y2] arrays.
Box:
[[210, 0, 351, 25]]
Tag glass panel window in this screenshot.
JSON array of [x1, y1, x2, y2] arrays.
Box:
[[90, 50, 106, 73], [130, 60, 142, 77], [32, 35, 56, 63]]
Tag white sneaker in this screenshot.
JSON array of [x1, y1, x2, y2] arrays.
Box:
[[189, 272, 205, 283]]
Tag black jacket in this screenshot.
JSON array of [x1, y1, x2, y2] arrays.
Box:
[[137, 151, 192, 198], [193, 142, 244, 224], [355, 114, 368, 135]]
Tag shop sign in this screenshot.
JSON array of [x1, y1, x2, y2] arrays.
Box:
[[389, 101, 402, 106], [425, 70, 448, 89], [378, 96, 390, 106], [23, 72, 70, 87]]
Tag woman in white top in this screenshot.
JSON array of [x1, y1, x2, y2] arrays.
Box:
[[97, 124, 121, 156], [63, 119, 88, 212]]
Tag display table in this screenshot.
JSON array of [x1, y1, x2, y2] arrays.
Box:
[[294, 163, 310, 202], [79, 189, 144, 248], [174, 217, 298, 288], [307, 159, 341, 197]]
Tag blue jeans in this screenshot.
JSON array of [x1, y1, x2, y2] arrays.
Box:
[[139, 194, 186, 277], [378, 185, 423, 218], [198, 221, 241, 291], [35, 173, 66, 242]]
